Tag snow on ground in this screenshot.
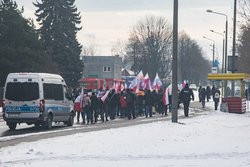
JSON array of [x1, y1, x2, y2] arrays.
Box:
[[1, 105, 250, 167]]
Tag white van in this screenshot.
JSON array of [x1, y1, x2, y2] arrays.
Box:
[[2, 73, 75, 130]]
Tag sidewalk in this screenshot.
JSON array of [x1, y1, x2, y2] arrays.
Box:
[[0, 107, 2, 122]]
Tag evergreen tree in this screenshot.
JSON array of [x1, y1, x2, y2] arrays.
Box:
[[0, 0, 56, 87], [34, 0, 83, 87]]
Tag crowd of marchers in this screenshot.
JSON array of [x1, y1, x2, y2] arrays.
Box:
[[72, 83, 199, 124], [198, 85, 221, 110]]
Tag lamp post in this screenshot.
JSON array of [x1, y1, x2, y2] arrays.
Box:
[[210, 30, 225, 73], [207, 10, 228, 73], [203, 36, 215, 68], [172, 0, 178, 123]]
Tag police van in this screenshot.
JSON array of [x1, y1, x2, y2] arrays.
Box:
[[2, 73, 75, 130]]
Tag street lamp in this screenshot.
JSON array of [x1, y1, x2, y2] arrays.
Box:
[[206, 9, 228, 73], [210, 30, 225, 73], [203, 36, 215, 67]]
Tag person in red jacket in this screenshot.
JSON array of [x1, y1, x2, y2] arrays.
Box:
[[120, 91, 127, 118], [74, 94, 84, 124]]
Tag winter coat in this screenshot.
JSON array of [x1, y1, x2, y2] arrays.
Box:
[[126, 91, 135, 106], [180, 87, 194, 103], [90, 95, 99, 110], [213, 89, 220, 102], [206, 86, 211, 96], [74, 95, 81, 112], [144, 91, 152, 105], [120, 95, 127, 108], [82, 95, 91, 108], [200, 88, 206, 101]]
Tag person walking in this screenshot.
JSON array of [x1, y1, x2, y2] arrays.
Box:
[[180, 84, 194, 117], [126, 89, 136, 119], [198, 86, 202, 102], [120, 91, 127, 118], [200, 88, 206, 108], [137, 90, 145, 116], [144, 90, 152, 118], [245, 86, 250, 100], [74, 94, 84, 124], [213, 87, 221, 110], [90, 92, 99, 123], [206, 86, 211, 102], [108, 89, 117, 120], [83, 92, 91, 124]]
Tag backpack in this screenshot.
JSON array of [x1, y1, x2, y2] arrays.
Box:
[[214, 92, 220, 99]]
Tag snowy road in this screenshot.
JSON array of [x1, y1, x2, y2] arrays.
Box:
[[0, 102, 250, 166], [0, 101, 208, 148]]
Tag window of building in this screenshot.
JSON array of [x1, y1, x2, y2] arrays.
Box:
[[103, 66, 111, 72]]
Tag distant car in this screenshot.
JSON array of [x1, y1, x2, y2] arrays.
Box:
[[189, 84, 197, 91]]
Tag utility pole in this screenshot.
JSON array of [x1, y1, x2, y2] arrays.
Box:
[[212, 42, 215, 67], [172, 0, 178, 123], [225, 19, 228, 73], [232, 0, 237, 96]]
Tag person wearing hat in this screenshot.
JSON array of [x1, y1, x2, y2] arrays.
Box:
[[180, 83, 194, 117]]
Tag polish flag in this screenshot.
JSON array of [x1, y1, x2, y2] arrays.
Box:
[[152, 73, 163, 91], [143, 73, 152, 91]]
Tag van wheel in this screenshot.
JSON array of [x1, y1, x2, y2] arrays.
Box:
[[34, 123, 40, 128], [67, 113, 74, 126], [8, 123, 17, 130], [44, 114, 53, 129]]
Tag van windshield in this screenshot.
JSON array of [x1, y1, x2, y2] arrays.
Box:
[[5, 82, 39, 101]]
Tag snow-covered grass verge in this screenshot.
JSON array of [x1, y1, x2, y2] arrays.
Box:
[[1, 110, 250, 167]]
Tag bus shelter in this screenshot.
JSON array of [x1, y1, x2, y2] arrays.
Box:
[[208, 73, 250, 114]]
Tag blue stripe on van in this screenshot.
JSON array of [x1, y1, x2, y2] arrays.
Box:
[[6, 106, 40, 113], [45, 106, 67, 112]]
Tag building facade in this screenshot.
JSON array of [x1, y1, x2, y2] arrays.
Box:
[[82, 56, 122, 79]]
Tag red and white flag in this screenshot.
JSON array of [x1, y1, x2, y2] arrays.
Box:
[[152, 73, 163, 91]]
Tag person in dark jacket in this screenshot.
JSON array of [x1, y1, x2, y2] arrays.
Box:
[[245, 86, 250, 100], [157, 89, 164, 115], [120, 91, 127, 118], [213, 88, 221, 110], [137, 90, 145, 116], [206, 86, 211, 102], [90, 92, 99, 123], [126, 89, 136, 119], [144, 90, 152, 118], [198, 86, 202, 102], [108, 89, 117, 120], [152, 90, 158, 113], [200, 88, 206, 108], [211, 85, 216, 97], [180, 84, 194, 117]]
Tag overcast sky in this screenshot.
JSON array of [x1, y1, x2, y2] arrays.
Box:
[[17, 0, 238, 64]]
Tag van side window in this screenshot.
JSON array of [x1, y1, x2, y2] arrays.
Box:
[[43, 84, 64, 100]]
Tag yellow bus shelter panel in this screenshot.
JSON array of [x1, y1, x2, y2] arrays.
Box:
[[208, 73, 250, 81]]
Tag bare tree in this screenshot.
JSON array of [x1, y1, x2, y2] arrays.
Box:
[[239, 0, 250, 22], [238, 24, 250, 73], [238, 1, 250, 73], [111, 39, 126, 58], [125, 15, 172, 78], [178, 32, 211, 85], [82, 36, 97, 56]]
